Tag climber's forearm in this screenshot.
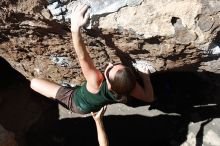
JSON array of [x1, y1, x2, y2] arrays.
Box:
[[95, 120, 109, 146], [71, 30, 90, 60]]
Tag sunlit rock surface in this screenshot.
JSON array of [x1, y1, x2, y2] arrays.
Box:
[[1, 0, 219, 85], [0, 1, 220, 146], [0, 0, 219, 84], [81, 0, 143, 15]]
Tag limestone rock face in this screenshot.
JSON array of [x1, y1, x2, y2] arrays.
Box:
[[0, 1, 220, 146], [98, 0, 220, 50], [0, 0, 219, 85], [99, 0, 200, 38]]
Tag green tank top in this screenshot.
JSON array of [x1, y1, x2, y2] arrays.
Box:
[[73, 80, 118, 113]]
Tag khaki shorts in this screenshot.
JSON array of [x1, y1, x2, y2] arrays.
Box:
[[55, 86, 84, 114]]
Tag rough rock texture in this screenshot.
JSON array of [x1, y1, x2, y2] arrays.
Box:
[[99, 0, 201, 38], [0, 0, 219, 85], [0, 1, 220, 145], [98, 0, 220, 72]]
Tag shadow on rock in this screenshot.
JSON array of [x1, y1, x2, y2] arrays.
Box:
[[0, 57, 28, 88], [125, 71, 220, 146], [148, 71, 220, 122], [0, 57, 59, 146], [1, 56, 219, 146], [126, 71, 220, 122], [27, 114, 189, 146]]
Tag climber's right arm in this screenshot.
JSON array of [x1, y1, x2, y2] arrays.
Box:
[[71, 3, 103, 93]]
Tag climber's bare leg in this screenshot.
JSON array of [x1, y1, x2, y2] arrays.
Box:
[[30, 78, 61, 99]]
